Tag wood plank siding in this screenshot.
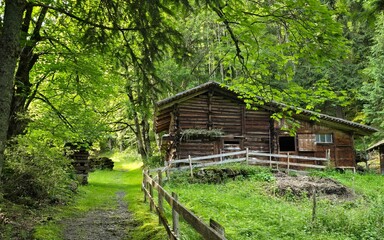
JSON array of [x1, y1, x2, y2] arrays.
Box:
[[155, 82, 377, 168], [244, 110, 271, 152]]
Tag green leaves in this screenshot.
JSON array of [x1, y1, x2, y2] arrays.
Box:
[[360, 14, 384, 136]]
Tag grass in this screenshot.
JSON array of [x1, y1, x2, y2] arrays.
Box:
[[33, 150, 167, 240], [163, 165, 384, 240]]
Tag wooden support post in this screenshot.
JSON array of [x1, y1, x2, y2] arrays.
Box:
[[157, 170, 163, 185], [312, 187, 317, 223], [326, 149, 331, 167], [220, 149, 223, 162], [276, 158, 279, 171], [287, 153, 290, 172], [141, 170, 147, 203], [143, 170, 147, 203], [246, 147, 249, 165], [189, 155, 193, 178], [158, 170, 164, 225], [165, 161, 170, 180], [149, 175, 154, 212], [210, 219, 225, 237], [172, 192, 180, 238]]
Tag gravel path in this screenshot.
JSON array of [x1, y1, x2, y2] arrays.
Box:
[[61, 191, 137, 240]]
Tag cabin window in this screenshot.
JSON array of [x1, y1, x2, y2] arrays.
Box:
[[279, 136, 296, 152], [315, 134, 333, 144]]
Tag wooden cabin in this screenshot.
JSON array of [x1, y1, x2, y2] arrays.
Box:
[[367, 140, 384, 174], [155, 82, 377, 169]]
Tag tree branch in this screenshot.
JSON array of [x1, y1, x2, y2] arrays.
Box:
[[31, 3, 149, 31], [35, 92, 76, 132]]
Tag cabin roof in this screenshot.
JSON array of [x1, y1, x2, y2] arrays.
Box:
[[156, 81, 378, 136], [367, 139, 384, 151]]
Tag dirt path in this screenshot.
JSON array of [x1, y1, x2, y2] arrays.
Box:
[[61, 191, 137, 240]]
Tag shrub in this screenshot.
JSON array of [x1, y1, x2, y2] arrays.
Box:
[[143, 155, 163, 168], [2, 136, 75, 206]]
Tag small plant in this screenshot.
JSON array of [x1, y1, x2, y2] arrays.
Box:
[[251, 172, 275, 182], [180, 128, 224, 140]]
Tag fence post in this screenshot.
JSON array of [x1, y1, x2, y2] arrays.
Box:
[[287, 153, 290, 172], [210, 218, 225, 237], [143, 170, 147, 203], [246, 147, 249, 165], [189, 155, 193, 178], [158, 170, 164, 225], [326, 149, 331, 167], [149, 175, 154, 212], [172, 192, 180, 237], [220, 149, 223, 162], [312, 187, 317, 223], [165, 160, 170, 180]]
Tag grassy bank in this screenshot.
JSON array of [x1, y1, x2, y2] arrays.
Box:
[[164, 165, 384, 240], [34, 151, 167, 240]]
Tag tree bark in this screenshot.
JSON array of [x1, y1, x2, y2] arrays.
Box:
[[0, 0, 26, 177], [141, 116, 152, 158], [7, 5, 47, 139]]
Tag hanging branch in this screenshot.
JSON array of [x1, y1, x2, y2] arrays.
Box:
[[35, 92, 76, 132], [31, 3, 147, 31]]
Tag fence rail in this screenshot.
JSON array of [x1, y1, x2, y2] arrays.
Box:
[[144, 149, 333, 239], [150, 149, 331, 174], [142, 170, 226, 240]]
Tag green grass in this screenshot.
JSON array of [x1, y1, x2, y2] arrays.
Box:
[[163, 165, 384, 240], [34, 150, 167, 240]]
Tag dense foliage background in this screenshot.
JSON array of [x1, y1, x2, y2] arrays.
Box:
[[1, 0, 384, 217]]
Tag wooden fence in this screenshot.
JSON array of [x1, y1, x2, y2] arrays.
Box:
[[151, 149, 331, 175], [142, 170, 226, 240], [143, 149, 333, 239]]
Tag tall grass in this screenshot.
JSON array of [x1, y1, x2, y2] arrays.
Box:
[[164, 165, 384, 240]]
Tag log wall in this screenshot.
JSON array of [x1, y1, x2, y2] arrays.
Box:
[[178, 95, 209, 130], [157, 89, 356, 167], [210, 95, 242, 135], [243, 110, 271, 152]]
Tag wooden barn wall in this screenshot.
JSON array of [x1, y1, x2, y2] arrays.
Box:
[[243, 110, 271, 152], [295, 122, 355, 167], [178, 95, 209, 130], [158, 91, 356, 167], [156, 106, 173, 133], [178, 140, 217, 159], [210, 95, 242, 134]]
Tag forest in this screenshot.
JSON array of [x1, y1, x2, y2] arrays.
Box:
[[1, 0, 384, 239]]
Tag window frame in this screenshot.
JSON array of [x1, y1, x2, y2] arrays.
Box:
[[315, 133, 333, 144]]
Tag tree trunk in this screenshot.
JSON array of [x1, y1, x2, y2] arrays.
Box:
[[141, 116, 152, 158], [0, 0, 26, 178], [7, 5, 47, 139], [133, 110, 146, 158]]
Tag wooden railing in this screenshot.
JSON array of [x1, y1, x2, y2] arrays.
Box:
[[151, 149, 331, 175], [142, 170, 226, 240], [143, 149, 333, 239]]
